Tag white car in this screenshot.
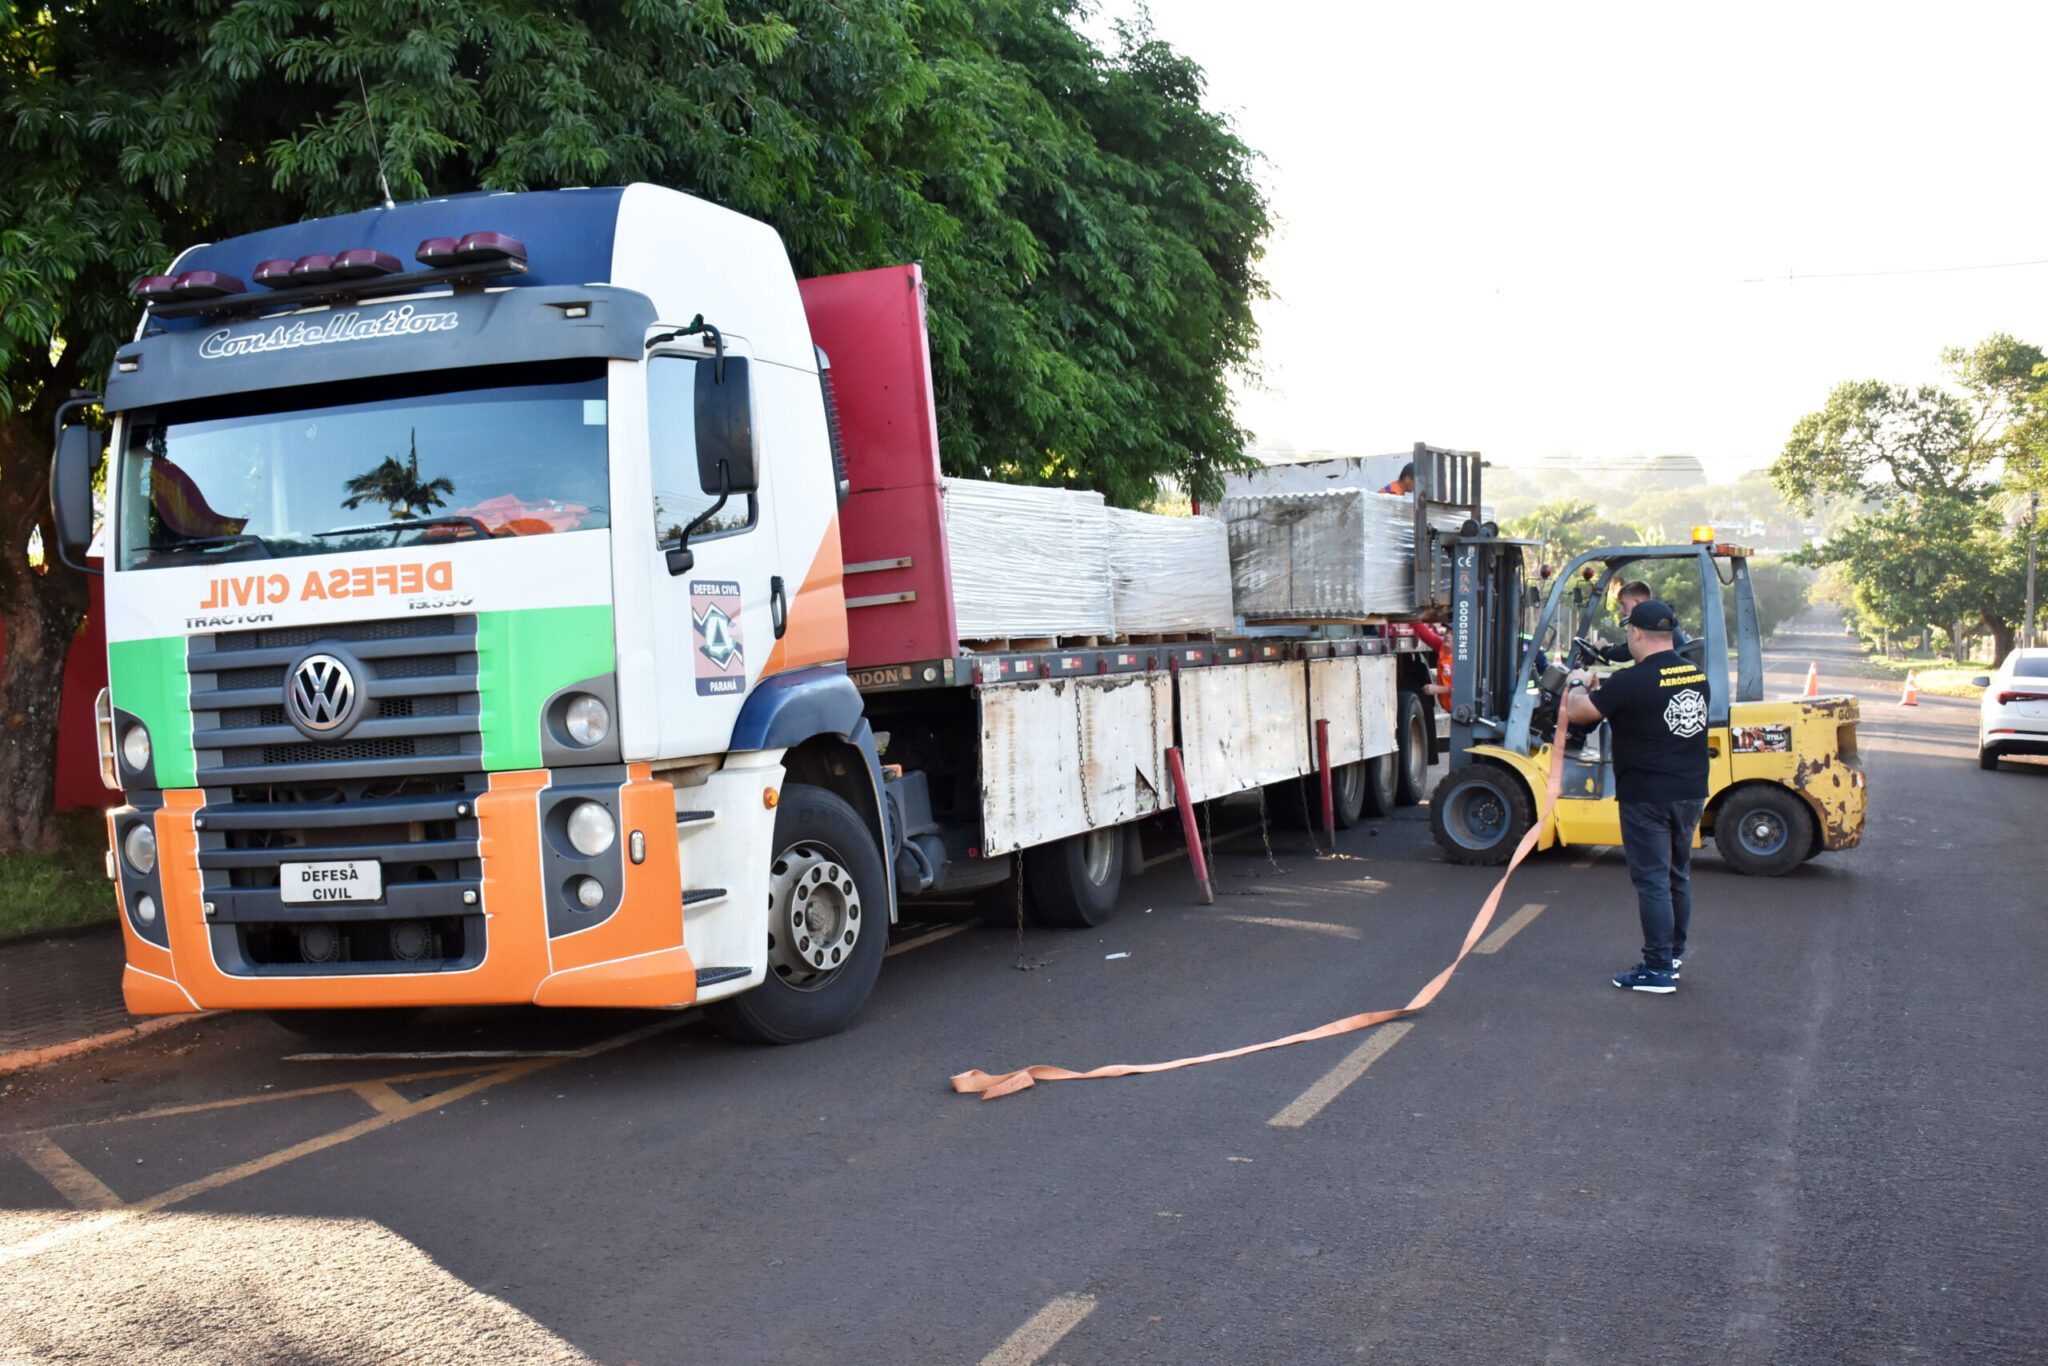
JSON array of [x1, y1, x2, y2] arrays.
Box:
[[1976, 647, 2048, 770]]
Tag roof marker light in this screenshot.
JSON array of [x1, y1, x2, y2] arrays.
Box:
[[415, 237, 461, 267], [253, 258, 298, 288], [289, 254, 341, 286], [453, 231, 527, 266], [170, 270, 245, 299], [332, 248, 403, 279], [135, 271, 247, 304]]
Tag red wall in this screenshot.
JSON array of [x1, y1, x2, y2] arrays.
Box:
[[0, 569, 122, 811]]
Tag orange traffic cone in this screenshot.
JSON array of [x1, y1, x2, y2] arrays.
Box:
[[1900, 670, 1918, 706], [1803, 662, 1819, 698]]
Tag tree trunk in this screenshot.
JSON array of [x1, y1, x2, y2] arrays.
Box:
[[1944, 621, 1965, 661], [1980, 607, 2015, 667], [0, 410, 93, 854]]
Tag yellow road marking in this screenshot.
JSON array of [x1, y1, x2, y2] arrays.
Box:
[[0, 1016, 691, 1271], [978, 1294, 1098, 1366], [1571, 847, 1607, 869], [13, 1137, 124, 1211], [1473, 902, 1549, 955], [1267, 1021, 1417, 1128], [1213, 914, 1362, 940], [351, 1081, 411, 1115], [6, 1064, 494, 1135], [885, 921, 975, 957]]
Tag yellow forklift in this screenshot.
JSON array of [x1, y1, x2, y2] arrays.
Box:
[[1426, 528, 1865, 875]]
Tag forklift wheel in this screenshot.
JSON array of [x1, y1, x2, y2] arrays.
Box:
[[1713, 786, 1813, 877], [1428, 764, 1533, 866]]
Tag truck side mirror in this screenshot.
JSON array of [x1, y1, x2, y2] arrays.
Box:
[[696, 356, 757, 495], [49, 408, 105, 573]]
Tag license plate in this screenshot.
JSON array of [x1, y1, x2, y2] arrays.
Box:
[[280, 859, 384, 904]]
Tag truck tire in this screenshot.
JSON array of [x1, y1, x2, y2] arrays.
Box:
[[704, 784, 889, 1044], [1330, 761, 1371, 829], [1394, 691, 1431, 805], [1023, 826, 1125, 928], [1713, 786, 1813, 878], [265, 1008, 423, 1039], [1360, 752, 1400, 818], [1428, 763, 1533, 866]]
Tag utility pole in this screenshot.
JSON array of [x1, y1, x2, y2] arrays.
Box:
[[2027, 490, 2040, 650]]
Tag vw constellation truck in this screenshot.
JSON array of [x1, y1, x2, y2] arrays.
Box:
[[52, 184, 1455, 1042]]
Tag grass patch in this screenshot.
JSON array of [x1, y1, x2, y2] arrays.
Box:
[[1837, 647, 1993, 697], [0, 810, 119, 941]]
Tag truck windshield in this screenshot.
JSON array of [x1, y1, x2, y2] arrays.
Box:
[[117, 360, 610, 569]]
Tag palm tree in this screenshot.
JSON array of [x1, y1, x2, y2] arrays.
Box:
[[341, 429, 454, 520]]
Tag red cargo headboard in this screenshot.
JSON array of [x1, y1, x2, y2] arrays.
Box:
[[797, 264, 958, 670]]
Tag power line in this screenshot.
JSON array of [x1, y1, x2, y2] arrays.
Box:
[[1743, 256, 2048, 284]]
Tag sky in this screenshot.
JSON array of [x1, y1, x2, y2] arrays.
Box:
[[1081, 0, 2048, 479]]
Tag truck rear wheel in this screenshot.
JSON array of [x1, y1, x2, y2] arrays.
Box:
[[1360, 751, 1400, 818], [1714, 786, 1812, 878], [1330, 761, 1370, 829], [704, 784, 889, 1045], [1394, 691, 1431, 805], [1024, 826, 1125, 928], [1428, 764, 1533, 866]]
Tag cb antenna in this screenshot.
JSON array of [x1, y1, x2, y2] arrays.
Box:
[[357, 69, 397, 210]]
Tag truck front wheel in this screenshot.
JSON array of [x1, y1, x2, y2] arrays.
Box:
[[1024, 826, 1126, 928], [1713, 786, 1813, 878], [1428, 764, 1533, 866], [704, 784, 889, 1045]]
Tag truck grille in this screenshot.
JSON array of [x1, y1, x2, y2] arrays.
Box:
[[188, 616, 482, 786], [196, 774, 486, 976]]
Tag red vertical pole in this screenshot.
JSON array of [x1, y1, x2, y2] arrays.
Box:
[[1316, 719, 1335, 836], [1165, 747, 1214, 905]]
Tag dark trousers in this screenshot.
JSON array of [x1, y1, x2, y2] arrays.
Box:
[[1618, 799, 1705, 970]]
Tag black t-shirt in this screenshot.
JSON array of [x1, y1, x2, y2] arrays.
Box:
[[1589, 649, 1711, 803]]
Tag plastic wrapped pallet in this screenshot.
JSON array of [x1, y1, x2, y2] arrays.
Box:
[[1107, 508, 1235, 635], [942, 478, 1115, 639], [1223, 489, 1463, 619]]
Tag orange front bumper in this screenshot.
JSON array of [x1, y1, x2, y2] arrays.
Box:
[[121, 766, 697, 1015]]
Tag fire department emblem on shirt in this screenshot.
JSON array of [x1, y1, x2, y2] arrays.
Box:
[[692, 580, 745, 696], [1664, 688, 1707, 738]]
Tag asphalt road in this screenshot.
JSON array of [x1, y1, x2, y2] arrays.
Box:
[[4, 608, 2043, 1364]]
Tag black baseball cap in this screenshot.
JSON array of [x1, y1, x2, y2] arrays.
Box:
[[1627, 599, 1678, 632]]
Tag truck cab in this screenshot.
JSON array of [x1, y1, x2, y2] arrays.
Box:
[[61, 185, 886, 1038]]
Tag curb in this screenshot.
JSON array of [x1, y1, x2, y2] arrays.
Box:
[[0, 1011, 221, 1078]]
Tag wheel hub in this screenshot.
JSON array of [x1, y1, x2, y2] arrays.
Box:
[[767, 842, 862, 987]]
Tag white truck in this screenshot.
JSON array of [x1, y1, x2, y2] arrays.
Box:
[[50, 184, 1468, 1042]]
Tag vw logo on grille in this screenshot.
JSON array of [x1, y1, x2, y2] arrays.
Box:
[[287, 653, 359, 733]]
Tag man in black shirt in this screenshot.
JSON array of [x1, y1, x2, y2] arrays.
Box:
[[1562, 599, 1710, 994]]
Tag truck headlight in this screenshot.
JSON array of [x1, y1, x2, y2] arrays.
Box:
[[565, 694, 611, 746], [565, 801, 617, 857], [121, 723, 152, 774], [123, 823, 157, 876]]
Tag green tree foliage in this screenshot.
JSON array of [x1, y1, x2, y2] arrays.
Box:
[[0, 0, 1270, 849], [1773, 335, 2043, 663], [1621, 556, 1814, 647]]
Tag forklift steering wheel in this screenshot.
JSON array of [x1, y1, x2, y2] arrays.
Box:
[[1568, 636, 1603, 670]]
